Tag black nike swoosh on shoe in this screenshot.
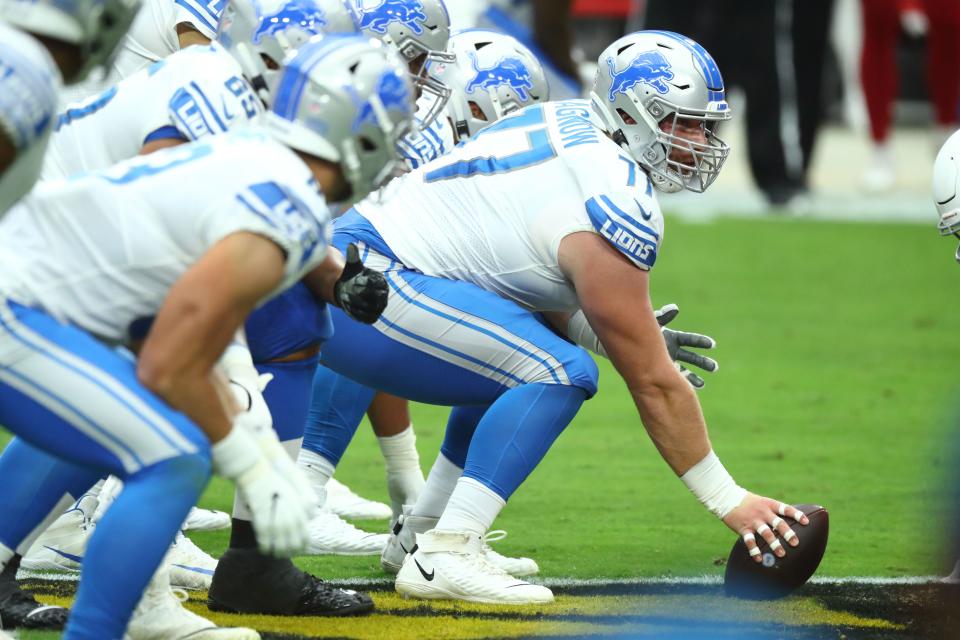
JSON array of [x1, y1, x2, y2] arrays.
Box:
[[413, 557, 435, 581]]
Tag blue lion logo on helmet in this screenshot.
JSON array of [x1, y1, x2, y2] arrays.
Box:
[[357, 0, 427, 35], [465, 53, 534, 102], [353, 69, 412, 132], [253, 0, 328, 43], [607, 50, 674, 101]]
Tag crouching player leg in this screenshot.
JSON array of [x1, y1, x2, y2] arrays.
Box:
[[311, 223, 601, 604], [0, 303, 217, 639], [206, 33, 414, 617]]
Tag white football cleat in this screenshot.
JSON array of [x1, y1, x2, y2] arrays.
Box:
[[481, 530, 539, 577], [183, 507, 231, 532], [21, 493, 98, 572], [126, 564, 259, 640], [382, 509, 538, 577], [305, 509, 389, 556], [324, 478, 392, 520], [165, 532, 217, 590], [395, 530, 553, 605], [381, 508, 437, 574]]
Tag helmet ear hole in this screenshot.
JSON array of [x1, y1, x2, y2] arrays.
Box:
[[358, 136, 377, 152]]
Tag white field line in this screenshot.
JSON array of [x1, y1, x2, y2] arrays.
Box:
[[16, 570, 949, 587]]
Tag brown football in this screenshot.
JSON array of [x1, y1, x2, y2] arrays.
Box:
[[723, 503, 829, 599]]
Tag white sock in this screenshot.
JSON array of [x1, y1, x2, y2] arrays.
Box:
[[435, 477, 505, 538], [377, 425, 425, 519], [410, 453, 462, 519], [297, 448, 336, 508]]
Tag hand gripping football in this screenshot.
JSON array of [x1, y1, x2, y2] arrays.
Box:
[[724, 503, 829, 599]]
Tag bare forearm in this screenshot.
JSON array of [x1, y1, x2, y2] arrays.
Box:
[[156, 373, 233, 443], [630, 371, 711, 475]]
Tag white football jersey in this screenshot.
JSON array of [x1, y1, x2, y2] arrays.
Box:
[[0, 129, 331, 344], [0, 24, 61, 215], [61, 0, 224, 104], [357, 99, 663, 312], [43, 42, 261, 181], [397, 97, 456, 170]]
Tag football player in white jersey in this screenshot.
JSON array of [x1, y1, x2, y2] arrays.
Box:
[[0, 0, 140, 218], [396, 29, 548, 168], [43, 0, 357, 181], [355, 0, 454, 128], [0, 1, 141, 631], [13, 0, 355, 602], [58, 0, 224, 103], [0, 33, 412, 638], [296, 30, 808, 605], [296, 28, 556, 570]]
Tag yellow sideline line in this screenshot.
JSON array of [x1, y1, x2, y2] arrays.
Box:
[[33, 589, 902, 640]]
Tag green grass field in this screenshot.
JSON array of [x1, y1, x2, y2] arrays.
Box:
[[3, 214, 959, 638]]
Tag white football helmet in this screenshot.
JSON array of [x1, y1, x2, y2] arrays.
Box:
[[0, 24, 61, 216], [217, 0, 358, 106], [0, 0, 141, 84], [933, 129, 960, 264], [591, 30, 731, 194], [354, 0, 454, 127], [265, 34, 415, 203], [428, 29, 548, 140]]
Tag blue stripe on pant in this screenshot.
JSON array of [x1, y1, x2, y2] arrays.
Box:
[[302, 224, 599, 500], [0, 301, 211, 640]]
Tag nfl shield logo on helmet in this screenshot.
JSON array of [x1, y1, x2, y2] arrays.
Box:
[[465, 53, 534, 101], [356, 0, 428, 35], [606, 50, 675, 101]]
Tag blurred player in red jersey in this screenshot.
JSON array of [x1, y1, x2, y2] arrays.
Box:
[[860, 0, 960, 191]]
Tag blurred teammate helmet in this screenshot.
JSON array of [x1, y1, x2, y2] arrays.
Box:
[[265, 34, 415, 203], [591, 30, 731, 194], [0, 0, 141, 84], [429, 29, 548, 140], [933, 129, 960, 265], [0, 23, 61, 214], [354, 0, 454, 127], [216, 0, 358, 105]]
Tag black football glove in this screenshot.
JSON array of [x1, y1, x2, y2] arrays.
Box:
[[333, 243, 388, 324]]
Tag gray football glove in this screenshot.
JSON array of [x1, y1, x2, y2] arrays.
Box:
[[656, 304, 718, 389]]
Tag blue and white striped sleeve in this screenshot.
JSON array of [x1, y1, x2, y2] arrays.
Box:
[[167, 81, 230, 140], [173, 0, 226, 39], [583, 186, 664, 270]]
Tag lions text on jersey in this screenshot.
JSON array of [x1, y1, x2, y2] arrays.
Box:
[[1, 129, 330, 344], [357, 99, 664, 313], [44, 42, 261, 181]]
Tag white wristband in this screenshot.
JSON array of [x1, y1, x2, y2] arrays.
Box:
[[210, 425, 262, 481], [567, 309, 608, 358], [680, 451, 747, 519]]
